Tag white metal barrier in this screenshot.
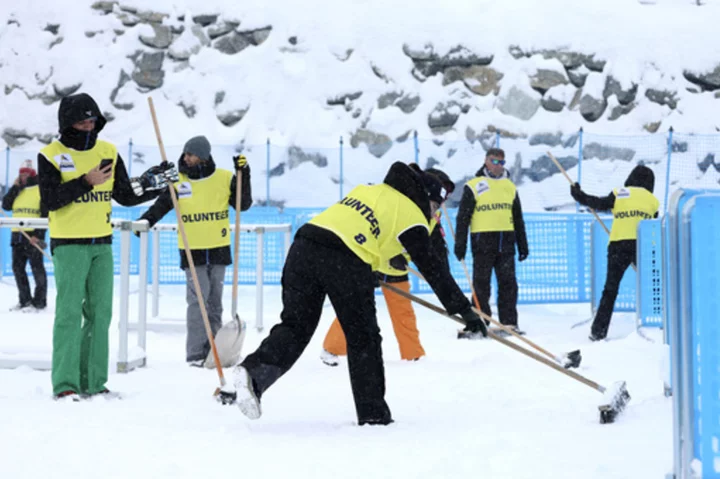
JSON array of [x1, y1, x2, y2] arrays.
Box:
[[144, 223, 292, 333], [0, 217, 150, 373]]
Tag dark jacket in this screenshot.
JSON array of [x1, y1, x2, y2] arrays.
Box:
[[455, 166, 528, 259], [138, 154, 253, 269], [38, 93, 161, 251], [1, 175, 48, 246], [297, 162, 471, 316], [571, 165, 657, 216]]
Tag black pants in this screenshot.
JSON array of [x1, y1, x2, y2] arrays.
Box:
[[241, 236, 391, 423], [12, 242, 47, 308], [591, 241, 636, 339], [471, 235, 518, 326]]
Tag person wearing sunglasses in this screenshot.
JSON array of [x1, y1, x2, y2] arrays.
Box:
[[454, 148, 529, 338]]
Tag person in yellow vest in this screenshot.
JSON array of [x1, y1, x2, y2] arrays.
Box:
[[319, 167, 456, 366], [219, 162, 486, 425], [570, 165, 659, 341], [454, 148, 529, 338], [38, 93, 178, 401], [1, 160, 48, 312], [137, 136, 252, 367]]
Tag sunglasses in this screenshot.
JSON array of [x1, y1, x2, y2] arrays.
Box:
[[489, 158, 505, 166]]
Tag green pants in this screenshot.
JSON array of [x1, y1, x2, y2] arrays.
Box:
[[51, 244, 114, 396]]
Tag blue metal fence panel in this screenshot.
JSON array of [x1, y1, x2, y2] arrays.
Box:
[[590, 218, 635, 314], [688, 195, 720, 478], [636, 220, 663, 327]]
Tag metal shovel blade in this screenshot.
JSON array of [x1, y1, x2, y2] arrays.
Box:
[[205, 314, 247, 369]]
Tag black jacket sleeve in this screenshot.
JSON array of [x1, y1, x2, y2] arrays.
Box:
[[454, 185, 475, 259], [229, 165, 253, 211], [512, 193, 528, 256], [1, 184, 21, 211], [400, 225, 471, 316], [38, 152, 93, 211], [573, 188, 616, 212], [137, 187, 174, 228], [32, 201, 49, 239], [429, 223, 451, 273], [112, 155, 164, 206]]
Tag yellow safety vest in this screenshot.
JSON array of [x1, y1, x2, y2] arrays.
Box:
[[174, 169, 233, 249], [11, 185, 42, 232], [609, 187, 659, 242], [466, 176, 516, 233], [40, 140, 116, 239], [377, 211, 442, 277], [310, 183, 429, 271]]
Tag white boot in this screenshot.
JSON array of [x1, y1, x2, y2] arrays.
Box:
[[320, 349, 339, 367], [232, 365, 261, 420]]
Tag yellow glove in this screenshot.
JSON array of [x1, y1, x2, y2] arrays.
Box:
[[233, 155, 248, 170]]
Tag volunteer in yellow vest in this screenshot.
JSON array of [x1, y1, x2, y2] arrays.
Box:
[[137, 136, 252, 367], [320, 167, 457, 366], [454, 148, 529, 337], [570, 165, 659, 341], [221, 162, 486, 425], [38, 93, 177, 401], [1, 160, 48, 312]]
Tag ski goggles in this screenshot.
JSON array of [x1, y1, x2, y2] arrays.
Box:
[[489, 158, 506, 166]]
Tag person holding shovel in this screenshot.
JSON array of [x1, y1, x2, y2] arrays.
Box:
[[137, 137, 252, 367], [569, 165, 659, 341], [1, 159, 48, 312]]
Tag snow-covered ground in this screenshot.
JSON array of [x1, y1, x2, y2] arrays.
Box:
[[0, 277, 671, 479]]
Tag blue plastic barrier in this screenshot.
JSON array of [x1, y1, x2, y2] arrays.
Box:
[[636, 219, 663, 327]]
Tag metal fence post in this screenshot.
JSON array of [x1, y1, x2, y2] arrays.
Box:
[[413, 130, 419, 164], [577, 127, 584, 213], [664, 127, 674, 213], [339, 136, 344, 200], [266, 138, 271, 205]]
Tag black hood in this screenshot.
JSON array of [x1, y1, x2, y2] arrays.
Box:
[[624, 165, 655, 193], [58, 93, 107, 134], [178, 154, 216, 180], [383, 162, 432, 220]]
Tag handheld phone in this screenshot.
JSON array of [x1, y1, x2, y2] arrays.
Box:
[[99, 159, 113, 170]]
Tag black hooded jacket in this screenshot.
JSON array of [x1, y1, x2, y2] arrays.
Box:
[[37, 94, 161, 250], [1, 175, 49, 245], [138, 154, 253, 269], [297, 162, 471, 316], [455, 166, 528, 258], [571, 165, 657, 214]]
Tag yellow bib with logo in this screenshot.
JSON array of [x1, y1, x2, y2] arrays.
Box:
[[174, 169, 233, 249], [40, 140, 116, 239], [11, 185, 42, 232], [377, 210, 441, 276], [310, 184, 429, 271], [466, 176, 516, 233], [609, 187, 659, 242]]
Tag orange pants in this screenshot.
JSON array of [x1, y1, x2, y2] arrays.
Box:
[[323, 280, 425, 360]]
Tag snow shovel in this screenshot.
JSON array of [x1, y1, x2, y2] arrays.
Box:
[[379, 280, 630, 424], [204, 167, 247, 369]]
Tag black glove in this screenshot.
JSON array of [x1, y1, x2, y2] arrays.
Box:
[[131, 163, 179, 196], [460, 307, 487, 337], [454, 241, 466, 262], [233, 155, 248, 171], [388, 254, 408, 271], [518, 251, 528, 262], [570, 182, 583, 202]]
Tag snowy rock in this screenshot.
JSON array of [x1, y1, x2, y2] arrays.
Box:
[[579, 93, 607, 122], [530, 69, 568, 95], [377, 91, 402, 109], [444, 65, 503, 96], [287, 146, 328, 169], [52, 82, 81, 98], [110, 70, 133, 110], [529, 132, 563, 147], [217, 108, 248, 127], [327, 91, 362, 106], [527, 154, 578, 182], [428, 101, 466, 133], [192, 14, 219, 27], [403, 43, 493, 79], [91, 1, 116, 14], [350, 129, 392, 158], [567, 68, 588, 88], [169, 25, 210, 61], [645, 88, 677, 109], [131, 51, 165, 90], [396, 94, 421, 113], [603, 76, 637, 105], [213, 32, 250, 55], [583, 142, 636, 161], [2, 128, 33, 147], [244, 26, 272, 46], [139, 24, 172, 49], [498, 85, 541, 121], [541, 96, 565, 112], [207, 21, 239, 40], [684, 64, 720, 91], [643, 121, 661, 133], [608, 103, 636, 121]]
